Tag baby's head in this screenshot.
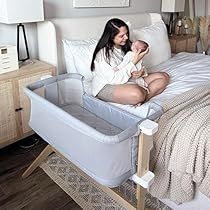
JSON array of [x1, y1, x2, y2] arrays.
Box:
[[131, 40, 149, 53]]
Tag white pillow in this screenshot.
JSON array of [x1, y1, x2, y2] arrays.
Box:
[[132, 21, 171, 68], [63, 39, 77, 74], [62, 39, 97, 81]]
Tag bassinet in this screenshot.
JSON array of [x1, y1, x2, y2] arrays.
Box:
[[23, 73, 160, 188]]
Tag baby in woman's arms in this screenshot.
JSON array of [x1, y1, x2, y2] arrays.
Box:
[[113, 40, 150, 93]]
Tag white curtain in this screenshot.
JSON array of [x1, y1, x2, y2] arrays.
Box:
[[194, 0, 209, 16], [189, 0, 209, 18], [192, 0, 210, 53]]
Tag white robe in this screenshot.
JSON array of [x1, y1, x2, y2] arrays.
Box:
[[91, 47, 137, 96]]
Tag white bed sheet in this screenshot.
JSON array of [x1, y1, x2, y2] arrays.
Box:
[[111, 52, 210, 118]]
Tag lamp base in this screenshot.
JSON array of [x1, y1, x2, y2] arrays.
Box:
[[17, 23, 30, 62], [18, 59, 34, 68], [168, 13, 174, 35]]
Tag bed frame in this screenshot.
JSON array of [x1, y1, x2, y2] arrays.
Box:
[[22, 13, 162, 210]]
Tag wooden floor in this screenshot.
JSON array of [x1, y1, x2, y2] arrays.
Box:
[[0, 135, 82, 210]]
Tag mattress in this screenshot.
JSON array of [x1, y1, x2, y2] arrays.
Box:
[[111, 52, 210, 118]]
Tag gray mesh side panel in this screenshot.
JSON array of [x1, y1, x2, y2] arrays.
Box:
[[83, 94, 142, 130], [131, 136, 138, 174], [44, 75, 84, 107], [62, 104, 122, 135], [45, 83, 59, 105]]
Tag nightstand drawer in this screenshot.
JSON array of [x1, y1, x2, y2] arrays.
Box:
[[0, 61, 19, 74], [169, 34, 197, 53], [0, 45, 19, 74]]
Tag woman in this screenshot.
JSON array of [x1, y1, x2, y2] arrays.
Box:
[[90, 18, 169, 105]]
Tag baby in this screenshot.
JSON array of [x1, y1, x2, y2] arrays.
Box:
[[113, 40, 149, 93]]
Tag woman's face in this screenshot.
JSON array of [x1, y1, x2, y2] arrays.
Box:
[[113, 26, 128, 48]]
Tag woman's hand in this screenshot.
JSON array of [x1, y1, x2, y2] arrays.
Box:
[[132, 47, 149, 65], [131, 68, 145, 79]]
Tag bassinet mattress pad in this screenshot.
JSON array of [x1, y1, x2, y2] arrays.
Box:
[[110, 52, 210, 118]]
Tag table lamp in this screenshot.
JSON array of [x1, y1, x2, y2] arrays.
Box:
[[161, 0, 185, 35], [0, 0, 44, 62]]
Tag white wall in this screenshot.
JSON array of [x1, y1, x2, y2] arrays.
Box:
[[44, 0, 161, 18], [0, 0, 161, 59], [0, 0, 209, 59]]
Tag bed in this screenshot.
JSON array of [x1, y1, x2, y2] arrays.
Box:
[[23, 13, 210, 209]]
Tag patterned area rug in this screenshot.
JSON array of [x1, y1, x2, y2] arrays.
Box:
[[40, 153, 171, 210]]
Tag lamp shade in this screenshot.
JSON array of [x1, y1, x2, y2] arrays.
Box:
[[0, 0, 44, 24], [161, 0, 185, 12]]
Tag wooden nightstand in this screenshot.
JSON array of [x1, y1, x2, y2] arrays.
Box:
[[0, 59, 55, 148], [169, 34, 197, 53]]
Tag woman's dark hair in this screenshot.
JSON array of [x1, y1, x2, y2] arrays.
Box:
[[90, 18, 131, 71]]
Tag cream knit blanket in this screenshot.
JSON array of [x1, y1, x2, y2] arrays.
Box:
[[149, 83, 210, 204]]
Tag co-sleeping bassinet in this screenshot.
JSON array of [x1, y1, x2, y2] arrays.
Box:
[[22, 73, 161, 210]]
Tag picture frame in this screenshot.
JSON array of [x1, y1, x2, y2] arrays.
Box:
[[73, 0, 130, 8]]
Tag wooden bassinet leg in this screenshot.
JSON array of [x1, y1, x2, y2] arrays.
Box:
[[22, 144, 54, 178], [127, 119, 158, 210], [136, 133, 153, 210]]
